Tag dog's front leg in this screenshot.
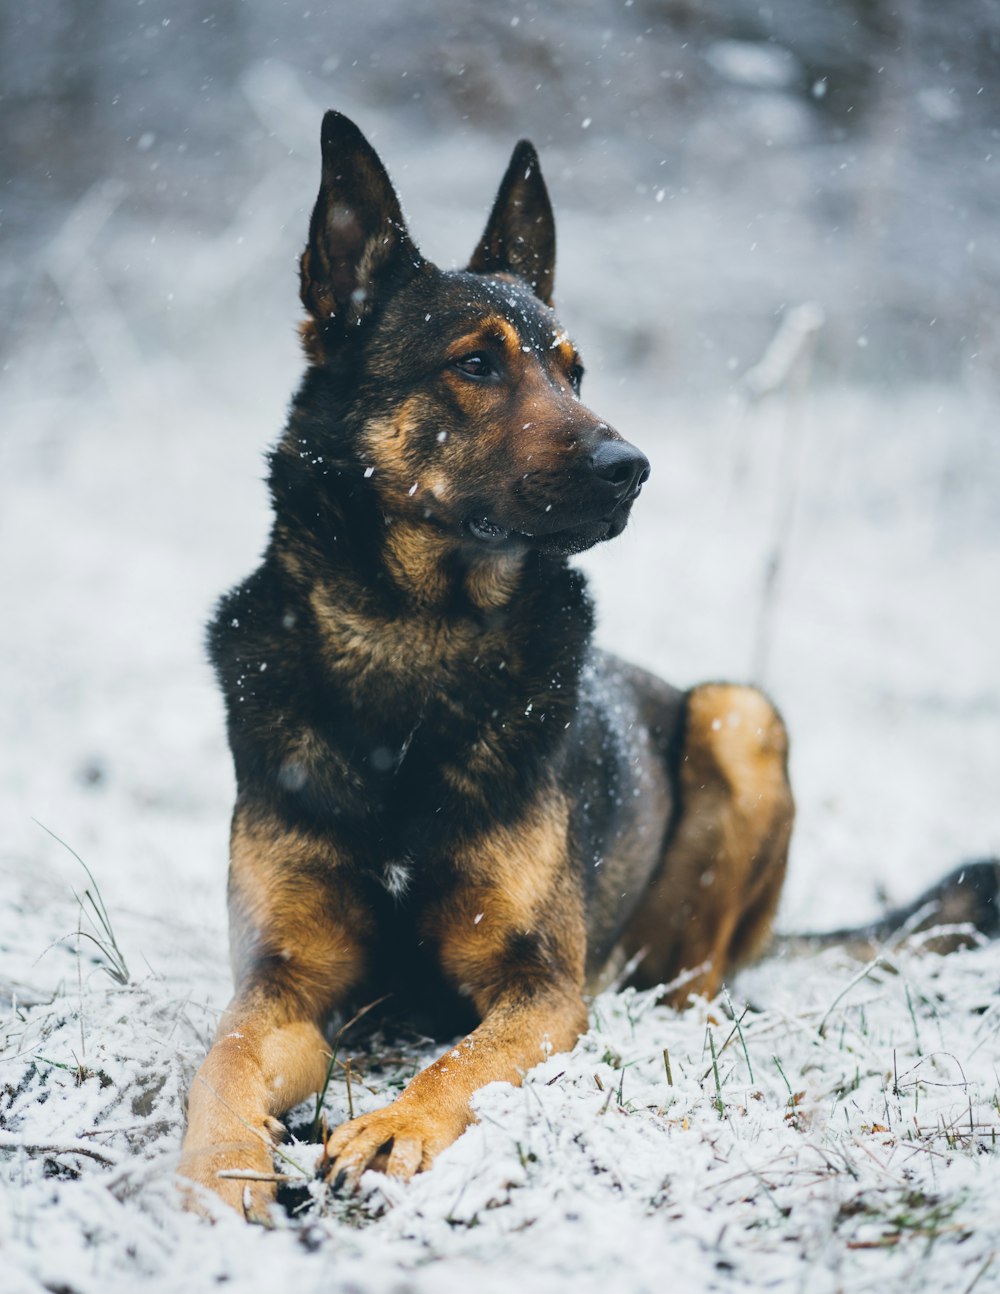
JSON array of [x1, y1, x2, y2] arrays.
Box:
[[180, 804, 369, 1220], [324, 798, 588, 1188], [323, 986, 586, 1188], [181, 995, 332, 1221]]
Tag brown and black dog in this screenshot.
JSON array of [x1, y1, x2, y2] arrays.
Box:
[[180, 112, 998, 1220]]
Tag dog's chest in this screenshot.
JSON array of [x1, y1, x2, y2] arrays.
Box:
[[352, 854, 481, 1033], [376, 856, 415, 900]]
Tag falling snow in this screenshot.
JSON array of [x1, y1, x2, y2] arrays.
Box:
[[2, 3, 999, 1290]]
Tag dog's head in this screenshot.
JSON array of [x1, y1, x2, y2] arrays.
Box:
[[297, 111, 648, 559]]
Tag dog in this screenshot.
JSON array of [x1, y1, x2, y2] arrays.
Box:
[[180, 111, 999, 1220]]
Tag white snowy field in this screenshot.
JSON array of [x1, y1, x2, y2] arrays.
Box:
[[1, 331, 998, 1294], [3, 0, 1000, 1284]]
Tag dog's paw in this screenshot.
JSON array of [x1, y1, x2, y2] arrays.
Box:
[[178, 1117, 286, 1224], [178, 1161, 276, 1225], [320, 1101, 462, 1192]]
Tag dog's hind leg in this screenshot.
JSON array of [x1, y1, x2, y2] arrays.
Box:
[[179, 804, 369, 1221], [621, 684, 794, 1006]]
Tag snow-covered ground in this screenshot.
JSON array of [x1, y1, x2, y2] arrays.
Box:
[[2, 346, 998, 1292], [2, 29, 999, 1287]]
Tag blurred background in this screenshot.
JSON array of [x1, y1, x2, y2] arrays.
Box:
[[5, 1, 1000, 387], [1, 1, 998, 954]]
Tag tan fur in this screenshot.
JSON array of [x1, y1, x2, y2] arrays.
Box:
[[182, 1012, 330, 1221], [272, 728, 354, 813], [227, 806, 371, 994], [381, 519, 455, 605], [622, 684, 794, 1005], [358, 401, 426, 504], [444, 316, 523, 362], [323, 793, 588, 1190], [552, 338, 577, 370], [306, 555, 528, 701], [297, 316, 324, 366], [308, 581, 475, 683], [465, 550, 526, 611], [439, 715, 533, 803], [179, 805, 370, 1219], [430, 794, 585, 1000], [321, 987, 586, 1188]]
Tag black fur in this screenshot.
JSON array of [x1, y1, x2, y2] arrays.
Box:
[[208, 112, 676, 1028]]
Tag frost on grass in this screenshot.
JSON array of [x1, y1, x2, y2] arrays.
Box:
[[2, 893, 998, 1294]]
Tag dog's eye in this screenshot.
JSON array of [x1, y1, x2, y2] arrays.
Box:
[[452, 352, 496, 380], [569, 363, 585, 394]]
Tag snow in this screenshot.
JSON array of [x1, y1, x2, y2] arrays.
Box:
[[2, 11, 1000, 1286], [705, 41, 801, 90], [2, 355, 997, 1291], [2, 926, 999, 1292]]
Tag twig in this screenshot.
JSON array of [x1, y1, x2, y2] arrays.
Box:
[[818, 956, 892, 1038], [345, 1058, 355, 1120], [216, 1170, 301, 1183], [312, 994, 389, 1138], [963, 1253, 995, 1294], [742, 303, 824, 684], [0, 1137, 116, 1167], [659, 960, 712, 1001], [189, 1073, 310, 1178]]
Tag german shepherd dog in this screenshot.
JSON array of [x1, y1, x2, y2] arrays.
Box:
[[180, 112, 999, 1220]]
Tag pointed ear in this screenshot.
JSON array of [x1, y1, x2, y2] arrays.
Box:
[[468, 140, 556, 305], [300, 111, 423, 330]]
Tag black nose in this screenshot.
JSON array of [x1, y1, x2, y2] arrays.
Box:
[[590, 440, 650, 495]]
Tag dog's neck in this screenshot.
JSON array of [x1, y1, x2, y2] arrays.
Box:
[[379, 517, 528, 614], [270, 432, 532, 619], [271, 508, 590, 724]]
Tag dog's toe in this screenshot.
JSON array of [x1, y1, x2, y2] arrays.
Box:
[[320, 1101, 454, 1192]]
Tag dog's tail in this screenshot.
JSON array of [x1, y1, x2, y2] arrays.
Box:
[[775, 858, 1000, 960]]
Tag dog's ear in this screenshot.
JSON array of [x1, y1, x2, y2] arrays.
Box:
[[468, 140, 555, 305], [300, 111, 423, 330]]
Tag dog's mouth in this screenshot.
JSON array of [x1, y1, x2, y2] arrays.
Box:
[[466, 517, 511, 544], [464, 483, 644, 555]]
